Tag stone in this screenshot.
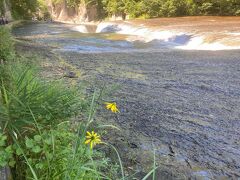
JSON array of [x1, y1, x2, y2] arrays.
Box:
[[64, 71, 78, 78]]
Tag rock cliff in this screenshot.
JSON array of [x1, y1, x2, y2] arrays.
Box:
[[46, 0, 99, 22], [0, 0, 12, 21]]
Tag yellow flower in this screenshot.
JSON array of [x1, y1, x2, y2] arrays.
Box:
[[85, 131, 101, 149], [104, 102, 120, 113]]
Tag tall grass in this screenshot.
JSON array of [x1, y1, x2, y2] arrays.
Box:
[[0, 62, 82, 135], [0, 27, 15, 62]]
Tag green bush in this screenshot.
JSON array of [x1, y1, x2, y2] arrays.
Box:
[[9, 122, 118, 179], [0, 27, 14, 62]]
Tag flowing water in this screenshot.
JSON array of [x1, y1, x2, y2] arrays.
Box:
[[13, 17, 240, 179]]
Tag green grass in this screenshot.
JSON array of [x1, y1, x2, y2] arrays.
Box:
[[0, 26, 15, 62], [0, 62, 83, 135]]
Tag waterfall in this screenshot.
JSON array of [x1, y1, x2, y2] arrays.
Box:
[[70, 20, 240, 51], [94, 21, 240, 51]]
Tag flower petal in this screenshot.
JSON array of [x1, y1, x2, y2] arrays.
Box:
[[85, 139, 91, 144], [86, 131, 91, 136]]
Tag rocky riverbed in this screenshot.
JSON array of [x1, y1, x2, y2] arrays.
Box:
[[13, 18, 240, 179]]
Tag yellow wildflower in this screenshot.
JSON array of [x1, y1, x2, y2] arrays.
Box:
[[104, 102, 120, 113], [85, 131, 101, 149]]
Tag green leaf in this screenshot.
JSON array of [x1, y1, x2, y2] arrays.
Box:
[[9, 160, 16, 167], [0, 135, 7, 147], [32, 146, 41, 153], [0, 161, 7, 167], [5, 146, 13, 153], [46, 152, 53, 159], [44, 138, 52, 145], [34, 135, 42, 142], [1, 135, 7, 141], [16, 147, 22, 155], [26, 138, 34, 148], [36, 163, 44, 169], [0, 139, 6, 147]]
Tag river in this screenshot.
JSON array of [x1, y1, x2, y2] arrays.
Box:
[[13, 17, 240, 179]]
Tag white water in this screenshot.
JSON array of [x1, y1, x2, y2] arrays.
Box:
[[96, 22, 181, 42], [177, 36, 240, 50], [71, 25, 89, 33], [73, 21, 240, 51]]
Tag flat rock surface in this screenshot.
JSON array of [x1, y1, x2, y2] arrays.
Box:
[[60, 50, 240, 178]]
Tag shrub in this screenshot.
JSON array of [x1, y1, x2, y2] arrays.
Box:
[[0, 27, 14, 62], [9, 122, 118, 179]]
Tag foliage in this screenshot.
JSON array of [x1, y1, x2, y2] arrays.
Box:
[[0, 29, 120, 179], [3, 0, 239, 20], [37, 0, 51, 20], [10, 0, 39, 19], [0, 133, 15, 167], [102, 0, 125, 15], [0, 62, 82, 137], [0, 27, 14, 62], [11, 122, 118, 179], [0, 63, 119, 179], [101, 0, 240, 18], [0, 0, 5, 16], [0, 61, 120, 179]]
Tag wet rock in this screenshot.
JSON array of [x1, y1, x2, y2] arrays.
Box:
[[129, 142, 138, 149], [64, 71, 77, 78], [168, 145, 175, 157], [191, 170, 212, 180], [0, 167, 12, 180], [185, 159, 192, 168]]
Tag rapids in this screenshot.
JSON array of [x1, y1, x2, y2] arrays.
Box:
[[93, 17, 240, 51]]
